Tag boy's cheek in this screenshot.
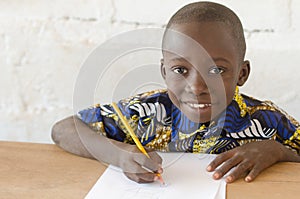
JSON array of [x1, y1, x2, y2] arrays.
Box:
[[167, 88, 186, 102], [166, 89, 182, 108], [165, 80, 186, 93]]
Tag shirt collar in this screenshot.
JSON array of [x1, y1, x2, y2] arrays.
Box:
[[171, 99, 252, 136]]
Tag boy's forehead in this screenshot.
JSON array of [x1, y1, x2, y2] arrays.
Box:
[[164, 22, 235, 49], [162, 22, 240, 66]]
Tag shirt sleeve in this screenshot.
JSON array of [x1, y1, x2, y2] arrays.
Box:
[[252, 100, 300, 155], [76, 101, 137, 144], [76, 89, 170, 147], [275, 114, 300, 155]]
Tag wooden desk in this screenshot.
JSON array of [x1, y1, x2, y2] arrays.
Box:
[[1, 141, 299, 199]]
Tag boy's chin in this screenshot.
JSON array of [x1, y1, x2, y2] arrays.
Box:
[[190, 118, 211, 124], [185, 113, 212, 124]]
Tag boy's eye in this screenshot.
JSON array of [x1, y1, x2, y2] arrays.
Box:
[[209, 66, 224, 74], [173, 67, 188, 74]]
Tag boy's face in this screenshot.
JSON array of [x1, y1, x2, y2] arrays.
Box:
[[161, 22, 249, 123]]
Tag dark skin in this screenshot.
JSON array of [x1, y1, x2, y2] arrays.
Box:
[[52, 21, 300, 184], [161, 22, 249, 123], [52, 116, 163, 183], [161, 22, 300, 183]]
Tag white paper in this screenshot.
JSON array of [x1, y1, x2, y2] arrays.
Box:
[[86, 153, 226, 199]]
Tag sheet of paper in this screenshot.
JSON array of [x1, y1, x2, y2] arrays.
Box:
[[86, 153, 226, 199]]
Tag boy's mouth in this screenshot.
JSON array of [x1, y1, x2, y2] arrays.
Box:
[[179, 101, 214, 122], [182, 102, 212, 109]]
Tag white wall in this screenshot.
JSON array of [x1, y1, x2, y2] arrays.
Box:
[[0, 0, 299, 143]]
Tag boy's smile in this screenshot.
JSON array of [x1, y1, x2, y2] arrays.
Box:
[[161, 22, 249, 123]]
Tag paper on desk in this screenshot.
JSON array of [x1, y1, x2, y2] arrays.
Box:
[[85, 153, 226, 199]]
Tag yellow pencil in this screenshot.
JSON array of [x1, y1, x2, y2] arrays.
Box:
[[111, 102, 165, 185]]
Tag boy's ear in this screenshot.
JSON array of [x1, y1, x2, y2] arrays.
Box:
[[237, 60, 250, 86], [160, 59, 166, 80]]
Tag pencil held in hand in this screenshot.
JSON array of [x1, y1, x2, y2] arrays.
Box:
[[111, 102, 150, 158], [111, 102, 165, 185]]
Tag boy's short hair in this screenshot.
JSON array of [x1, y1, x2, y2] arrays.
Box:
[[163, 1, 246, 61]]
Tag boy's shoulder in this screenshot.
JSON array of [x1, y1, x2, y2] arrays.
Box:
[[241, 94, 262, 107], [242, 93, 299, 127]]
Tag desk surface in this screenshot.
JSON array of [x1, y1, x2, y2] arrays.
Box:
[[1, 141, 299, 199]]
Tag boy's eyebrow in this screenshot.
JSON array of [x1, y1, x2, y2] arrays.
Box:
[[168, 57, 187, 62], [212, 57, 231, 64], [168, 56, 231, 65]]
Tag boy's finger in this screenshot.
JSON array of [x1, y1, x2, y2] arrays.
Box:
[[207, 151, 232, 171], [148, 150, 163, 165], [134, 152, 162, 172], [225, 161, 253, 183], [245, 165, 262, 182], [124, 171, 157, 183], [212, 155, 242, 179], [121, 160, 151, 174]]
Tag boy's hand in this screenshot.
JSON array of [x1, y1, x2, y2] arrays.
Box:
[[114, 142, 163, 183], [52, 116, 163, 183], [206, 140, 286, 183]]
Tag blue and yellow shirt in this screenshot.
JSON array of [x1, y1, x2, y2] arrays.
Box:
[[77, 89, 300, 155]]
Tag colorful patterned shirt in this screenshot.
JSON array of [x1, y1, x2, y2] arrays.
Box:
[[77, 89, 300, 155]]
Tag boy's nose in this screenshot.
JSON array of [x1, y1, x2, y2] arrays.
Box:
[[186, 72, 208, 96]]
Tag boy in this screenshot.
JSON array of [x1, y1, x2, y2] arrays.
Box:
[[52, 1, 300, 184]]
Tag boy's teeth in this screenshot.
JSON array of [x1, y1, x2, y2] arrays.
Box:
[[187, 103, 211, 108]]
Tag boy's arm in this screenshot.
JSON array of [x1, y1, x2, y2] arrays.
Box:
[[51, 115, 163, 183], [51, 116, 94, 159]]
